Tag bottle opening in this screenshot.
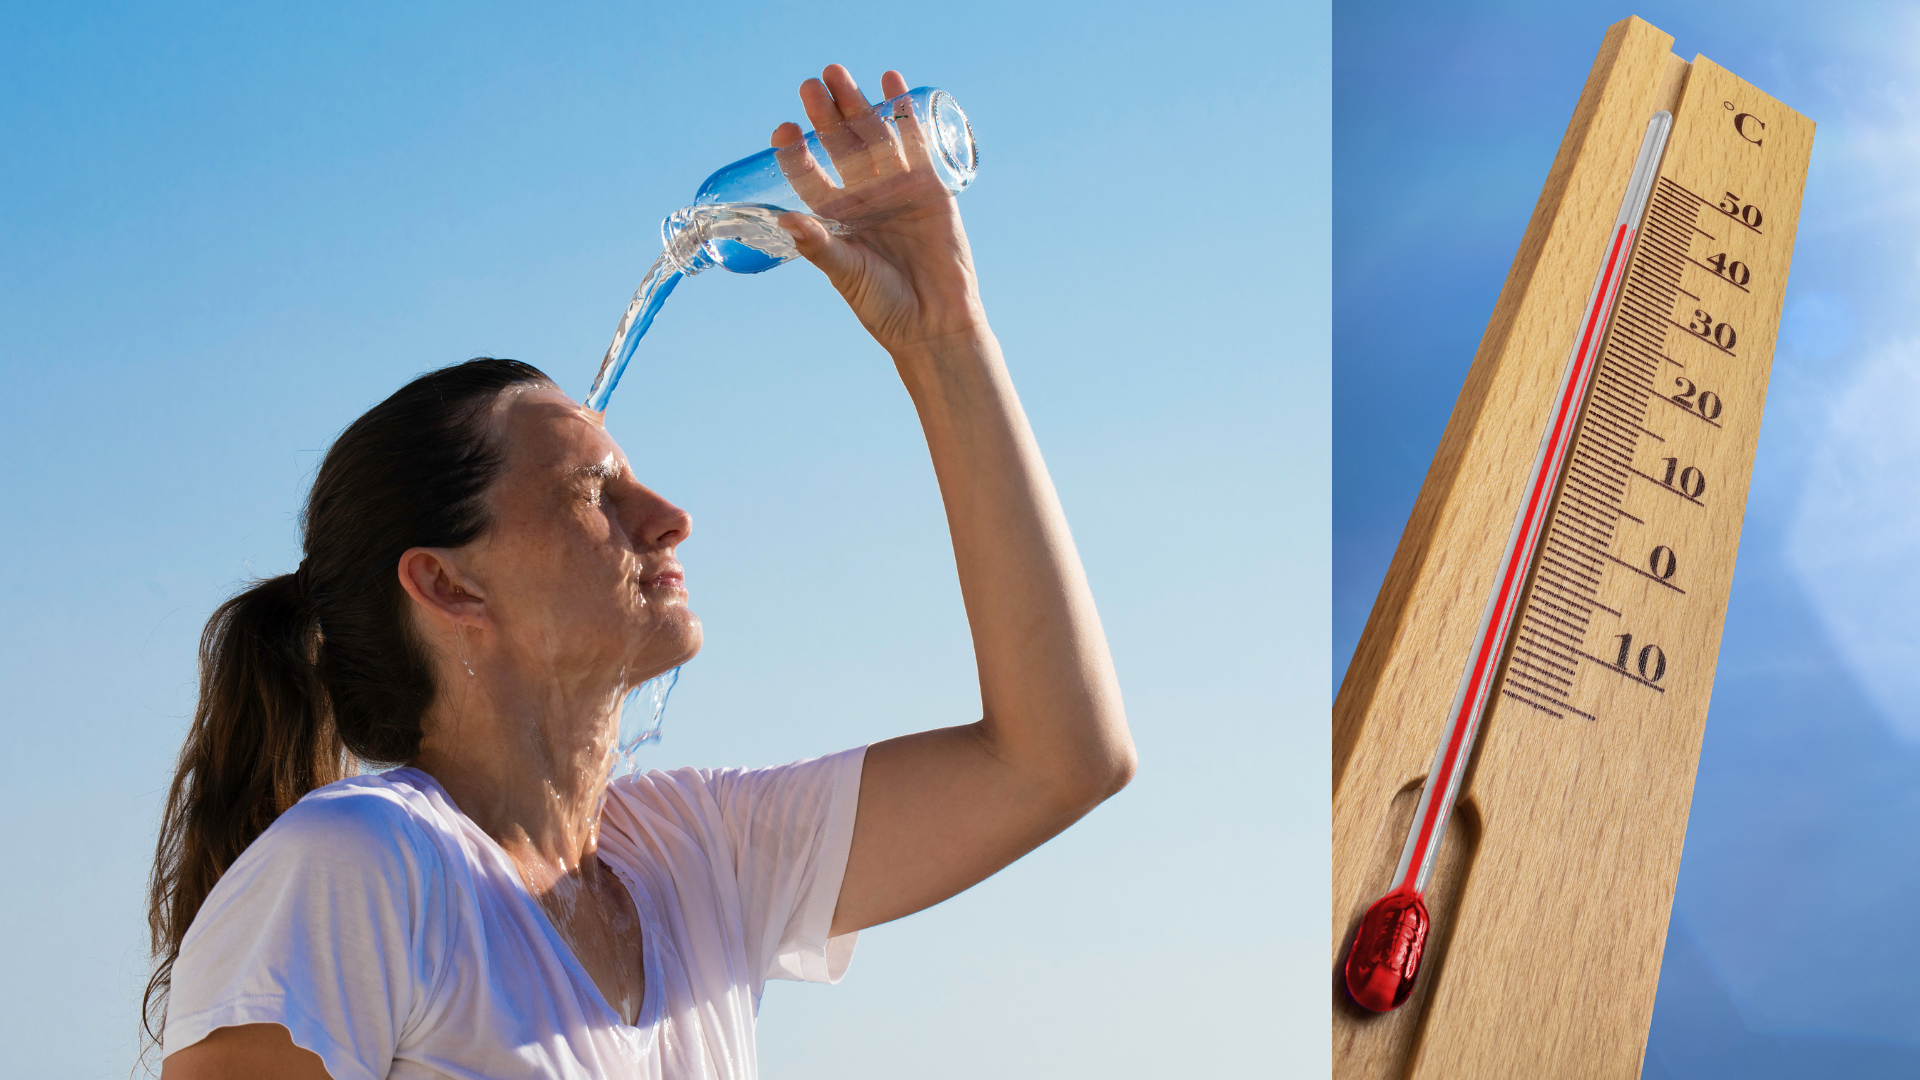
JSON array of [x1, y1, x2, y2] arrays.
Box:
[[928, 90, 978, 191]]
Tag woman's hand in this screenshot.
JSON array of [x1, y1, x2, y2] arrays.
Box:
[[772, 67, 988, 356]]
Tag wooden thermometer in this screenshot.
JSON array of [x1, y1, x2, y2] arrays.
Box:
[[1332, 17, 1812, 1077]]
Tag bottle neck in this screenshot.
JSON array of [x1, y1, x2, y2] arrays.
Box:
[[661, 206, 717, 276]]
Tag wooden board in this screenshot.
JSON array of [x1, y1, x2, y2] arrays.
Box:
[[1332, 16, 1814, 1077]]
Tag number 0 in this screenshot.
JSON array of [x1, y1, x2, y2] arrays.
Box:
[[1649, 546, 1677, 580]]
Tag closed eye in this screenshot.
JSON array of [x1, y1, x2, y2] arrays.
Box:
[[568, 459, 622, 507]]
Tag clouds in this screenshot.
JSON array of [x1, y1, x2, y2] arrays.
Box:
[[1787, 340, 1920, 743], [1774, 14, 1920, 748]]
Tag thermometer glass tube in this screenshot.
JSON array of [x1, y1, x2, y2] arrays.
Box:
[[1344, 110, 1674, 1013]]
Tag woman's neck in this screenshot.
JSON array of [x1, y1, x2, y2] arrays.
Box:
[[411, 662, 622, 881], [411, 656, 651, 1026]]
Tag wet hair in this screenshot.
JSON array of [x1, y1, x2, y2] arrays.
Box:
[[142, 357, 555, 1051]]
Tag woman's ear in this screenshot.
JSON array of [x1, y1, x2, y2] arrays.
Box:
[[397, 548, 490, 629]]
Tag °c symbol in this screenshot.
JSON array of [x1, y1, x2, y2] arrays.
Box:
[[1724, 101, 1735, 110], [1733, 111, 1766, 146]]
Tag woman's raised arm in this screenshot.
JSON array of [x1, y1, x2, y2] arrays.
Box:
[[772, 66, 1135, 937]]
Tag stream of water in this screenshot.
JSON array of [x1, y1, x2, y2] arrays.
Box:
[[584, 202, 843, 413], [593, 203, 843, 771]]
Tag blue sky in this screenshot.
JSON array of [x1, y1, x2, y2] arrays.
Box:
[[0, 2, 1324, 1077], [1337, 1, 1920, 1073]]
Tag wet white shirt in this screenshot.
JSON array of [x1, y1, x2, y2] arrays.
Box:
[[163, 747, 865, 1080]]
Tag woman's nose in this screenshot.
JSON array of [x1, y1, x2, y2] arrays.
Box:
[[626, 486, 692, 549]]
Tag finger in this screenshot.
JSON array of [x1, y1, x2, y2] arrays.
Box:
[[852, 106, 902, 179], [798, 77, 844, 133], [770, 120, 805, 150], [800, 76, 870, 177], [821, 65, 903, 180], [872, 71, 930, 172], [893, 89, 932, 173], [820, 64, 869, 122], [777, 210, 861, 287], [834, 72, 906, 179], [770, 122, 840, 207]]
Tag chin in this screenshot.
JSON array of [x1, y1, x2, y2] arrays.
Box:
[[673, 617, 704, 665], [635, 614, 702, 677]]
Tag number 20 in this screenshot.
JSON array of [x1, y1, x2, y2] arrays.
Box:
[[1671, 377, 1724, 420]]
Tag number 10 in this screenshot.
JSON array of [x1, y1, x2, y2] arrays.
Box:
[[1613, 633, 1668, 682]]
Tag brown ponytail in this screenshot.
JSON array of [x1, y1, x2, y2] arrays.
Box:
[[143, 357, 555, 1053]]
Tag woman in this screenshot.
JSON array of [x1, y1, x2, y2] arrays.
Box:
[[149, 66, 1133, 1079]]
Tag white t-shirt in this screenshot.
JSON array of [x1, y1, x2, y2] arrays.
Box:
[[162, 747, 866, 1080]]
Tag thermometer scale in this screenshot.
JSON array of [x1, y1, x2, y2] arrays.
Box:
[[1332, 18, 1813, 1076]]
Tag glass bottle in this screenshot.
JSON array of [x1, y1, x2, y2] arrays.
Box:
[[662, 85, 979, 275], [586, 86, 977, 412]]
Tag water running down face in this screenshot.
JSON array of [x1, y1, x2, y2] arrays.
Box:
[[405, 386, 701, 741]]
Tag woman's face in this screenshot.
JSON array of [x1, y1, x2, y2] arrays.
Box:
[[456, 386, 700, 696]]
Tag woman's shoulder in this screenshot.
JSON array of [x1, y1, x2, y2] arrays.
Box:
[[277, 768, 444, 834], [170, 772, 469, 1061], [611, 747, 866, 802], [600, 747, 867, 851], [237, 768, 460, 881], [600, 760, 764, 827], [179, 771, 466, 965]]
